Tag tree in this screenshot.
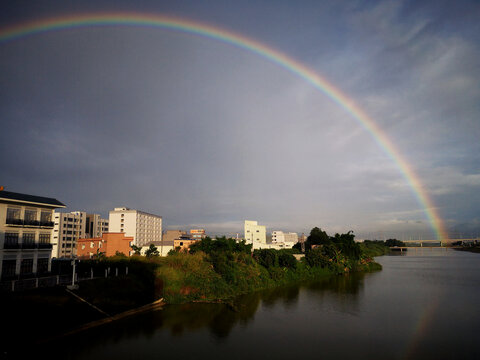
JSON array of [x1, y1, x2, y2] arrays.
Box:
[[385, 239, 406, 247], [332, 231, 361, 260], [145, 244, 159, 257], [131, 244, 142, 255], [305, 227, 331, 250]]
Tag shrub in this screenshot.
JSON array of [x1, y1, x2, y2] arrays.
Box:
[[278, 251, 297, 269], [305, 247, 330, 268], [253, 249, 278, 268]]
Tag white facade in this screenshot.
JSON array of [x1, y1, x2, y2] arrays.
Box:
[[244, 220, 266, 245], [271, 231, 298, 249], [109, 207, 162, 247], [0, 191, 65, 280]]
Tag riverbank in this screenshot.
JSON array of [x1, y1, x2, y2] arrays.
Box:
[[454, 246, 480, 254], [0, 237, 388, 355], [156, 237, 386, 304]]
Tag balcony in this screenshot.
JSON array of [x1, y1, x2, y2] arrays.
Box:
[[38, 243, 53, 250], [5, 218, 54, 228], [22, 242, 36, 249], [5, 218, 23, 226], [3, 242, 21, 249]]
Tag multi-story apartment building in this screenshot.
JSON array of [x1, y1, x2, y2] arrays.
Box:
[[85, 213, 109, 238], [0, 190, 65, 280], [244, 220, 266, 245], [52, 211, 86, 258], [52, 211, 109, 259], [109, 207, 162, 247]]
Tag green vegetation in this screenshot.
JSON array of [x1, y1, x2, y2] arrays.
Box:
[[156, 229, 387, 303]]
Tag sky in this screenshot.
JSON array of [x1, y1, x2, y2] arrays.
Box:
[[1, 0, 479, 240]]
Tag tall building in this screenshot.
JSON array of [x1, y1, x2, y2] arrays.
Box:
[[244, 220, 266, 244], [52, 211, 109, 259], [52, 211, 86, 259], [85, 213, 109, 238], [0, 190, 65, 280], [109, 207, 162, 247]]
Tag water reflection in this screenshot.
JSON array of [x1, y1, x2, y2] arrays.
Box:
[[32, 252, 480, 360], [48, 271, 367, 357]]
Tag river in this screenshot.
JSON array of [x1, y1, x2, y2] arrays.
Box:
[[49, 249, 480, 359]]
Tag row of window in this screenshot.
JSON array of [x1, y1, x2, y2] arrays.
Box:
[[1, 258, 49, 278], [7, 208, 52, 222], [4, 232, 51, 244]]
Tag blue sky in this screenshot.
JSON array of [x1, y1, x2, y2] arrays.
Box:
[[1, 0, 479, 239]]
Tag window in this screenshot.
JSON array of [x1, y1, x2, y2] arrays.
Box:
[[81, 244, 85, 250], [20, 259, 33, 275], [37, 258, 49, 274], [6, 208, 21, 220], [90, 242, 95, 248], [24, 209, 37, 222], [39, 234, 50, 244], [23, 232, 35, 244], [1, 260, 16, 278], [4, 232, 18, 249], [256, 230, 259, 233], [40, 211, 51, 223]]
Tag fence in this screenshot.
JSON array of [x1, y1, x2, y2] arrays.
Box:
[[0, 265, 129, 292]]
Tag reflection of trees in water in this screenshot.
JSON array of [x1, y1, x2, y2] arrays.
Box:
[[58, 274, 364, 355], [302, 273, 365, 314]]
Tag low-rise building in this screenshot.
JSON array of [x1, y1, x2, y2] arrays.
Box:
[[271, 231, 298, 249], [0, 190, 65, 280], [190, 229, 206, 241], [77, 232, 133, 259]]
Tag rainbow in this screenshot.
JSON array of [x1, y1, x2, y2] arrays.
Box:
[[0, 13, 448, 240]]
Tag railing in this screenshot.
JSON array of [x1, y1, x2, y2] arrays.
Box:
[[38, 243, 53, 249], [22, 242, 36, 249], [5, 218, 54, 228], [0, 267, 130, 292], [2, 243, 52, 250], [3, 242, 21, 249]]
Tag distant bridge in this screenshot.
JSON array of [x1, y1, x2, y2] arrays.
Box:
[[402, 238, 479, 246]]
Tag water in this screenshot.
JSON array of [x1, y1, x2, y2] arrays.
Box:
[[48, 250, 480, 359]]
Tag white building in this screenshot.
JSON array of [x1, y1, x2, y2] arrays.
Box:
[[52, 211, 109, 258], [0, 190, 65, 280], [244, 220, 266, 248], [109, 207, 162, 247], [271, 231, 298, 249]]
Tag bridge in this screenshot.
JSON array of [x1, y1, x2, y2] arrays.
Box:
[[389, 238, 478, 252], [402, 238, 479, 246]]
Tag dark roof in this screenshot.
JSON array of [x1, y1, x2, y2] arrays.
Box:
[[0, 190, 66, 207]]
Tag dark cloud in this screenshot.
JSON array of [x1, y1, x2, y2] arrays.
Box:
[[1, 0, 479, 238]]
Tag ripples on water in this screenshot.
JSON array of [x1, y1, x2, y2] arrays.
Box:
[[41, 250, 480, 360]]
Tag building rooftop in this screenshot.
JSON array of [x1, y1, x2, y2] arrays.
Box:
[[0, 190, 65, 208]]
